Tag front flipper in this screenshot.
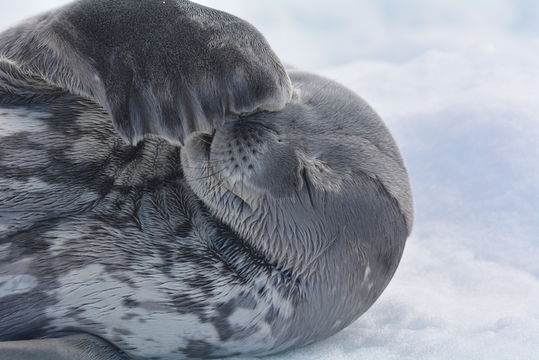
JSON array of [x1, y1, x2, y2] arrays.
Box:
[[0, 334, 130, 360], [0, 0, 292, 145]]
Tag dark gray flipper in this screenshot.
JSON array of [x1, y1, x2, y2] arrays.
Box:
[[0, 0, 292, 145], [0, 334, 131, 360]]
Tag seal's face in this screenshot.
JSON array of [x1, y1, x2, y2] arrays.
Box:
[[184, 105, 349, 208], [182, 71, 414, 280]]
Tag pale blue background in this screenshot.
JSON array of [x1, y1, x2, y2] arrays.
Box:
[[2, 1, 538, 359]]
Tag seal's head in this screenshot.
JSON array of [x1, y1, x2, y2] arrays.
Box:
[[182, 69, 413, 346]]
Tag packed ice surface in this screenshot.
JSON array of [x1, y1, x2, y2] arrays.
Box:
[[2, 1, 539, 359]]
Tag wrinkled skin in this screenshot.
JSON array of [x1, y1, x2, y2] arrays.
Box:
[[0, 0, 413, 359]]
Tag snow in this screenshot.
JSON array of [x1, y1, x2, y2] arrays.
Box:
[[2, 1, 539, 359]]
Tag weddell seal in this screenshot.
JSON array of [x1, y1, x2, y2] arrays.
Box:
[[0, 0, 413, 359]]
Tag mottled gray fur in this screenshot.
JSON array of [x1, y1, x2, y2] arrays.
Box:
[[0, 0, 413, 359]]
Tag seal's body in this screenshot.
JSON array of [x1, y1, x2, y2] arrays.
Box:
[[0, 1, 413, 359]]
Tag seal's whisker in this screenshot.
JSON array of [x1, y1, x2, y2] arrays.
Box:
[[187, 167, 227, 182], [199, 173, 230, 201], [181, 160, 228, 170], [198, 159, 229, 165]]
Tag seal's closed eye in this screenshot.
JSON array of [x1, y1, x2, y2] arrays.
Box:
[[0, 0, 292, 145]]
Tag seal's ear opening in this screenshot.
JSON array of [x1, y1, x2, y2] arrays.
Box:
[[0, 0, 292, 146]]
